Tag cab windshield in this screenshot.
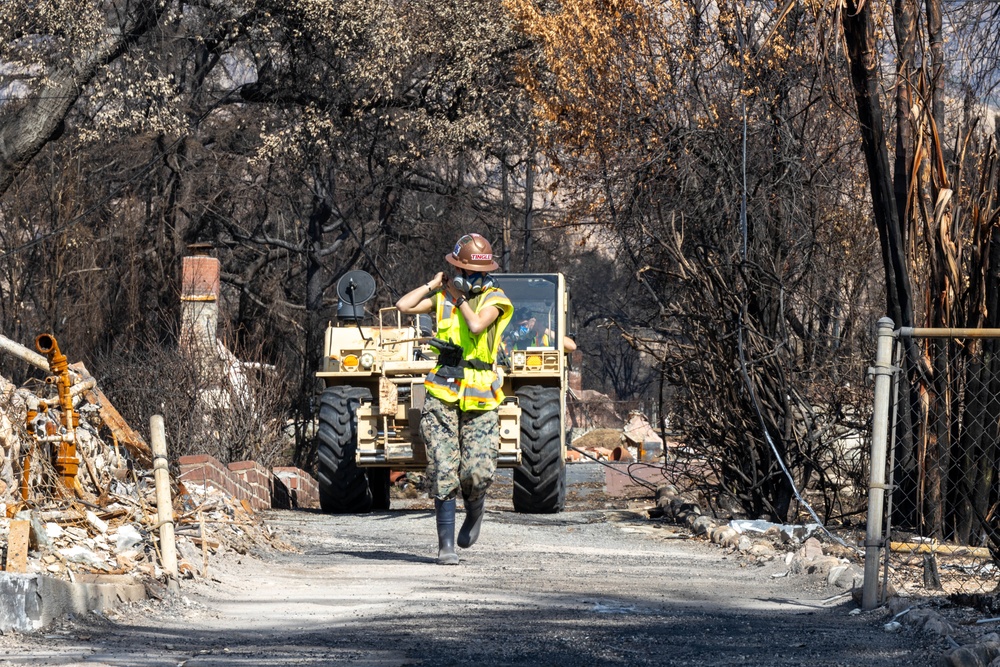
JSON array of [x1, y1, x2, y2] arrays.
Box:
[[492, 275, 560, 351]]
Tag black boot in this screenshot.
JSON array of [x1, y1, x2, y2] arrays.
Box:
[[435, 498, 459, 565], [458, 495, 486, 549]]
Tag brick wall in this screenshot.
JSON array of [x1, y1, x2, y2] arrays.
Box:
[[272, 467, 320, 509], [226, 460, 273, 511], [178, 454, 245, 498], [178, 455, 319, 510]]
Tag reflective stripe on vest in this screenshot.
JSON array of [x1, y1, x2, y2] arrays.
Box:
[[425, 287, 513, 411]]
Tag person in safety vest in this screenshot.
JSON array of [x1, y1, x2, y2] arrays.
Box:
[[395, 233, 513, 565]]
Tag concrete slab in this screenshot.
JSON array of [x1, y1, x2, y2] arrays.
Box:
[[0, 572, 147, 632]]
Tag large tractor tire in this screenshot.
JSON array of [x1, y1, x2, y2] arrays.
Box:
[[316, 386, 382, 513], [513, 385, 566, 513]]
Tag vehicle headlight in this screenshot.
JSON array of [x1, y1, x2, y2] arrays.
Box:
[[360, 352, 375, 369], [512, 351, 526, 366], [343, 354, 359, 369]]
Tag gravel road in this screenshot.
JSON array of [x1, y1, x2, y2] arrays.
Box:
[[0, 464, 941, 666]]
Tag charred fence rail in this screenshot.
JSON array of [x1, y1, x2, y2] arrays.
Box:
[[867, 321, 1000, 608]]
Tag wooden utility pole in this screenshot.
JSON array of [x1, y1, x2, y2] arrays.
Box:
[[501, 154, 511, 272], [523, 156, 534, 271]]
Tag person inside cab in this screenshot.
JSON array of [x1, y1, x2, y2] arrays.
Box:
[[505, 308, 577, 352]]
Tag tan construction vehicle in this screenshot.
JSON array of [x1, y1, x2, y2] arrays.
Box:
[[315, 270, 573, 514]]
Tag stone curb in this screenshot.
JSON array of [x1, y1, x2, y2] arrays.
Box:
[[651, 484, 863, 590], [0, 572, 147, 633], [939, 639, 1000, 667]]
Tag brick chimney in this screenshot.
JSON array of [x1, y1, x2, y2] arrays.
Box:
[[179, 243, 220, 357]]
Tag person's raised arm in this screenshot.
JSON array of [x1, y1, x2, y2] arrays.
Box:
[[443, 281, 499, 334], [396, 271, 447, 314], [461, 304, 500, 334]]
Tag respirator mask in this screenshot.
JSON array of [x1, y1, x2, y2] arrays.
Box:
[[452, 271, 493, 296]]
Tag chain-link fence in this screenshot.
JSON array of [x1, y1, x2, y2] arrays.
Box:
[[867, 321, 1000, 605]]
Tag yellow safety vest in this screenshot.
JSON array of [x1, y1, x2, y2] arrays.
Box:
[[425, 287, 513, 411]]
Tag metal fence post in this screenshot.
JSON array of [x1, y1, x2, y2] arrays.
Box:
[[863, 317, 896, 610]]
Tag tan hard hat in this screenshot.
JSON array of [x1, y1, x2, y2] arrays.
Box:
[[445, 233, 499, 271]]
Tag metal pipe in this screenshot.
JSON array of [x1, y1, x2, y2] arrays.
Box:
[[40, 377, 98, 407], [881, 339, 904, 605], [150, 415, 179, 581], [70, 377, 96, 397], [20, 443, 32, 501], [0, 333, 49, 370], [898, 327, 1000, 338], [33, 434, 77, 443], [863, 317, 896, 610], [611, 445, 634, 462], [35, 333, 80, 490]]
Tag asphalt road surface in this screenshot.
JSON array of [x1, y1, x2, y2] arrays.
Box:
[[0, 463, 940, 666]]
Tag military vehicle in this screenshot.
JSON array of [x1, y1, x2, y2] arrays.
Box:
[[315, 270, 573, 514]]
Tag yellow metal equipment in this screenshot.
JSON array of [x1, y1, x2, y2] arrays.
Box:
[[314, 271, 574, 515], [34, 333, 81, 494]]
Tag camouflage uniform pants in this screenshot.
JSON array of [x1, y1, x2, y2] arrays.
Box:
[[420, 394, 498, 502]]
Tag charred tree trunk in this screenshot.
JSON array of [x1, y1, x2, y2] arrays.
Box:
[[926, 0, 945, 137], [955, 347, 984, 544], [294, 198, 332, 469], [843, 0, 921, 530], [501, 154, 512, 272], [0, 1, 167, 197], [893, 0, 917, 246], [842, 0, 914, 330], [522, 156, 534, 271]]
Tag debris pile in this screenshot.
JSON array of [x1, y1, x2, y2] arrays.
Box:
[[0, 333, 284, 587], [569, 429, 628, 461], [620, 411, 665, 462], [569, 411, 666, 463], [173, 483, 290, 577]]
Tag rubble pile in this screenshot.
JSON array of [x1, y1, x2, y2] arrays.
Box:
[[568, 412, 668, 464], [174, 484, 291, 577], [569, 428, 635, 462], [0, 336, 284, 587], [9, 493, 158, 580]]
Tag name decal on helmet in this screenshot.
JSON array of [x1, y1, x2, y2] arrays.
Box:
[[470, 253, 492, 261]]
